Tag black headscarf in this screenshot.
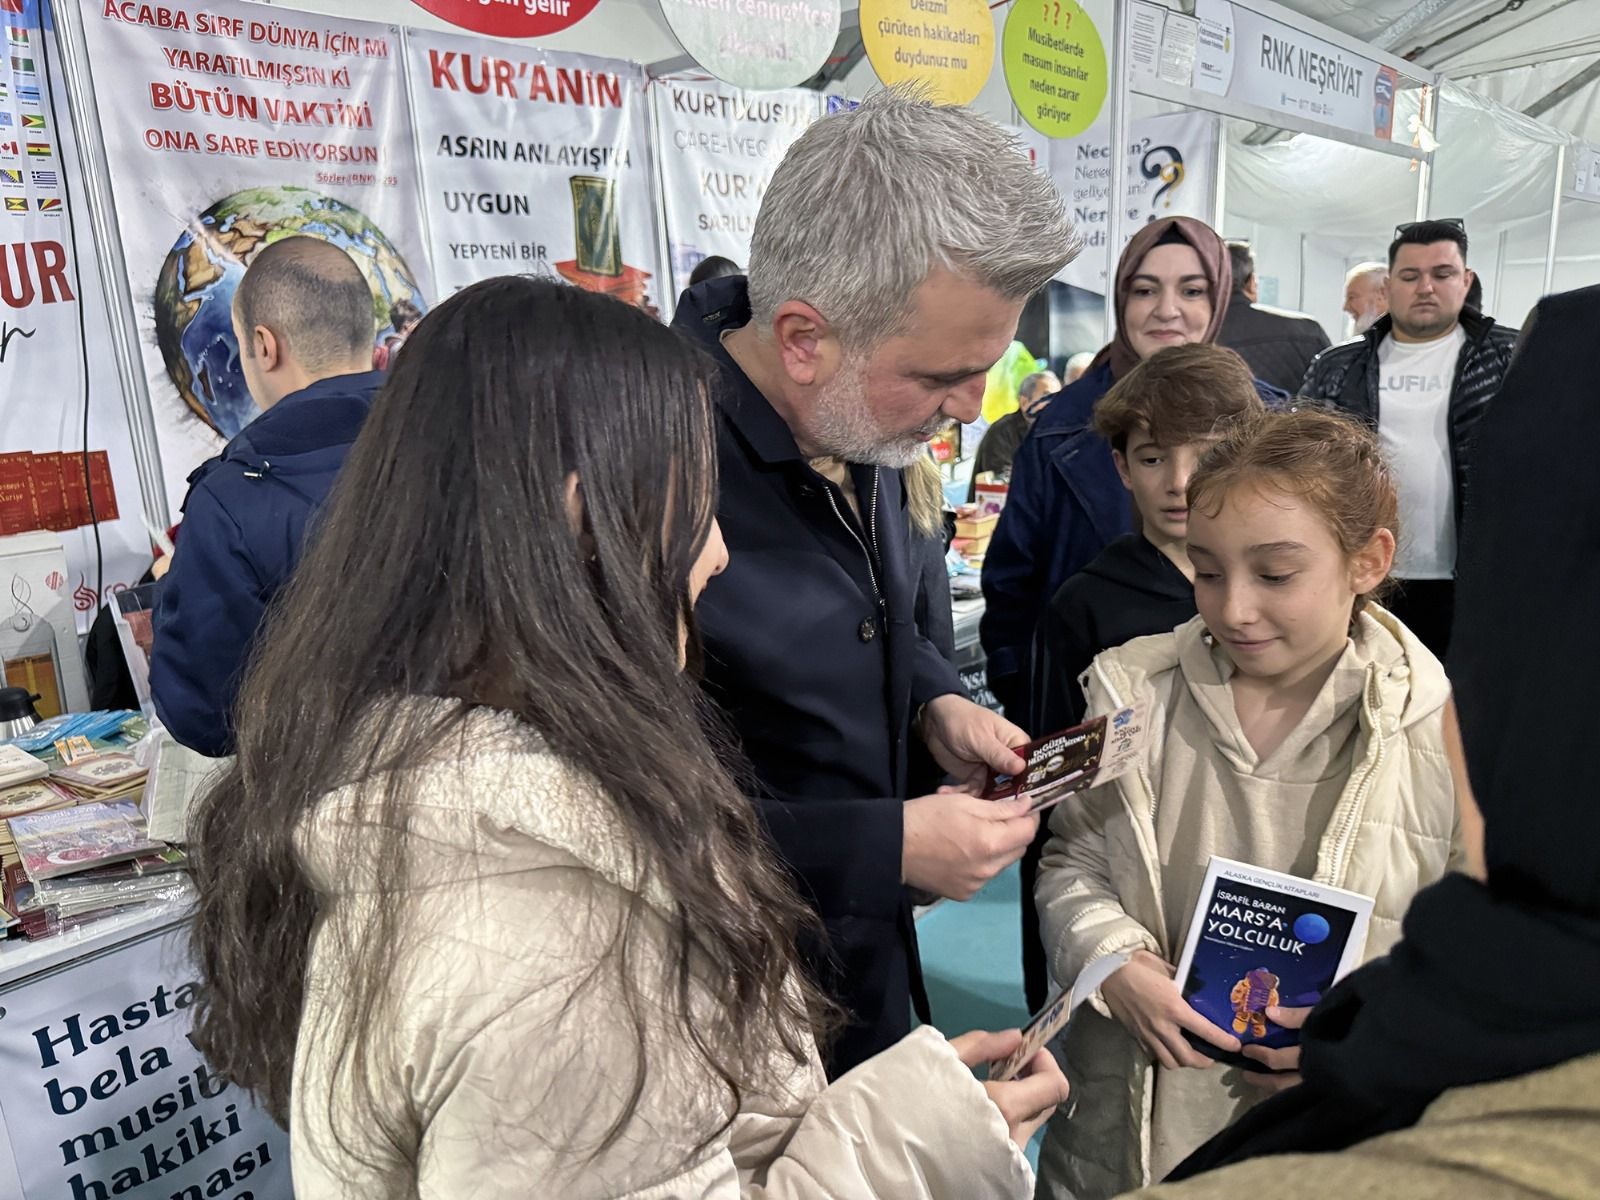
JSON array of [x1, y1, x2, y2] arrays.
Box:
[[1167, 283, 1600, 1179]]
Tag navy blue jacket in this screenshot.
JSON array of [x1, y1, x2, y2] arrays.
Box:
[[981, 363, 1285, 725], [673, 279, 962, 1074], [151, 372, 384, 757]]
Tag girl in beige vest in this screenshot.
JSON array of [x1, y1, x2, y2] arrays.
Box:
[[1034, 409, 1462, 1200]]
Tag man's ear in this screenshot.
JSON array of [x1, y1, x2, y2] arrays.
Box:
[[254, 325, 283, 373], [770, 300, 840, 388]]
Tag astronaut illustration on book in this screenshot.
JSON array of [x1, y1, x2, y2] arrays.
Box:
[[1229, 968, 1280, 1039]]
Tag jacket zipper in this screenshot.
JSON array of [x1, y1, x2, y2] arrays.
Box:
[[1326, 666, 1386, 884], [823, 469, 883, 605]]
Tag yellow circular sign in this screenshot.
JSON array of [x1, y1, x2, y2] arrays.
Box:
[[1002, 0, 1108, 138], [860, 0, 995, 106]]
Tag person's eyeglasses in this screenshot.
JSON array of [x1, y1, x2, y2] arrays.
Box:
[[1394, 217, 1465, 240]]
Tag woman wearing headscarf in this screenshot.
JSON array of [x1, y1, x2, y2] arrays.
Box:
[[980, 217, 1286, 1014], [1118, 282, 1600, 1199]]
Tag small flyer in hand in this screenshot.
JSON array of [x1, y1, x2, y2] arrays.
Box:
[[1174, 856, 1374, 1069], [981, 706, 1149, 813], [987, 953, 1129, 1082], [989, 989, 1071, 1083]]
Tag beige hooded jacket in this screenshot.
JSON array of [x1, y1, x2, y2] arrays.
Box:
[[1035, 608, 1460, 1200], [289, 705, 1033, 1199]]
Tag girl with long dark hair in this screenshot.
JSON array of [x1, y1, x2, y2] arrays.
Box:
[[188, 277, 1064, 1197]]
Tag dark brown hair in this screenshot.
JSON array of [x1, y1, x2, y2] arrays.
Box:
[[1093, 343, 1263, 454], [189, 277, 824, 1167], [1189, 407, 1401, 615]]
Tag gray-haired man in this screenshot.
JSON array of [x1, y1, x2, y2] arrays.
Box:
[[672, 89, 1078, 1073]]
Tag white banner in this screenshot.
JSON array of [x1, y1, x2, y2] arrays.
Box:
[[407, 32, 663, 314], [0, 0, 152, 629], [1051, 110, 1218, 293], [79, 0, 433, 519], [653, 79, 819, 303], [1191, 0, 1398, 142], [0, 920, 291, 1200]]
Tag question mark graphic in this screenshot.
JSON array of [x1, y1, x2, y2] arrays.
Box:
[[1053, 2, 1060, 22], [1141, 145, 1186, 209]]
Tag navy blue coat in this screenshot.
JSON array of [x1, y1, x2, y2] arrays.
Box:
[[151, 372, 383, 757], [674, 280, 963, 1074], [981, 363, 1284, 726]]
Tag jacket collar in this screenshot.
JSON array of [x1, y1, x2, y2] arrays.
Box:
[[677, 279, 805, 466], [1364, 308, 1496, 351], [1087, 607, 1449, 735], [225, 370, 384, 467]]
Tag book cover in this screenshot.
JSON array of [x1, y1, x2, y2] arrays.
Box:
[[0, 451, 37, 535], [51, 752, 145, 791], [9, 800, 164, 881], [27, 452, 70, 532], [87, 451, 120, 523], [0, 743, 50, 789], [981, 705, 1149, 812], [1174, 856, 1374, 1066], [0, 778, 64, 819], [59, 453, 89, 528]]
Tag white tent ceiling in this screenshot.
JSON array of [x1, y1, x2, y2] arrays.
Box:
[[1265, 0, 1600, 146], [295, 0, 1600, 149]]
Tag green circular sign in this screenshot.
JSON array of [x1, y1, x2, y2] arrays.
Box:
[[1002, 0, 1108, 138]]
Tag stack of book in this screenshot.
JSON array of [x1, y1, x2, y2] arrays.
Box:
[[48, 752, 148, 804], [1, 800, 188, 940]]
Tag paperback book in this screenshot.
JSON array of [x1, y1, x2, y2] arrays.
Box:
[[1174, 856, 1373, 1069], [982, 706, 1149, 812], [9, 800, 164, 882]]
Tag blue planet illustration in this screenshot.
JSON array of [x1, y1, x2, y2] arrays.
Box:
[[1293, 913, 1331, 945]]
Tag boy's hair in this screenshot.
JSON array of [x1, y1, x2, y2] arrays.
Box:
[[1189, 407, 1401, 616], [1092, 344, 1263, 454]]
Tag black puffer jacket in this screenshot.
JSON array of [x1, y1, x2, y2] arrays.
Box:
[[1298, 309, 1519, 533]]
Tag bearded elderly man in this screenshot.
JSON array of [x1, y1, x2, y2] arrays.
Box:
[[673, 88, 1079, 1075]]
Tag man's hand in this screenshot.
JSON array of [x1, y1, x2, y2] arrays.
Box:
[[903, 792, 1038, 899], [919, 693, 1029, 793], [1101, 951, 1242, 1070], [1242, 1005, 1313, 1092]]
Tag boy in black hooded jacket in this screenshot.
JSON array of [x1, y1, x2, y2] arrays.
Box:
[[1020, 344, 1264, 1009]]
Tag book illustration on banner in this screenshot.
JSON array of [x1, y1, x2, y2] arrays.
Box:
[[553, 174, 654, 312], [981, 705, 1149, 813], [153, 186, 429, 440], [1173, 855, 1374, 1070]]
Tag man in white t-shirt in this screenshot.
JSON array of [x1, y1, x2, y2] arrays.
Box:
[[1299, 220, 1519, 657]]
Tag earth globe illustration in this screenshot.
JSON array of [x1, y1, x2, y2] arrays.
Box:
[[154, 186, 427, 439]]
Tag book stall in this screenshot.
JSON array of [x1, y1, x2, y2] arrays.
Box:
[[0, 548, 287, 1198]]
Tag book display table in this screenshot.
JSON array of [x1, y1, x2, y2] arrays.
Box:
[[0, 905, 291, 1200]]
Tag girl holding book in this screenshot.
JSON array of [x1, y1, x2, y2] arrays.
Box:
[[1033, 408, 1462, 1200], [185, 277, 1064, 1200]]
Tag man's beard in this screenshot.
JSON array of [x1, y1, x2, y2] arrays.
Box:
[[1351, 306, 1384, 335], [807, 357, 942, 468]]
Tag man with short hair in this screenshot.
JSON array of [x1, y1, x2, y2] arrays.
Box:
[[1301, 219, 1518, 656], [1217, 241, 1330, 393], [152, 237, 386, 756], [1343, 261, 1389, 335], [967, 368, 1060, 500], [672, 89, 1078, 1074]]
